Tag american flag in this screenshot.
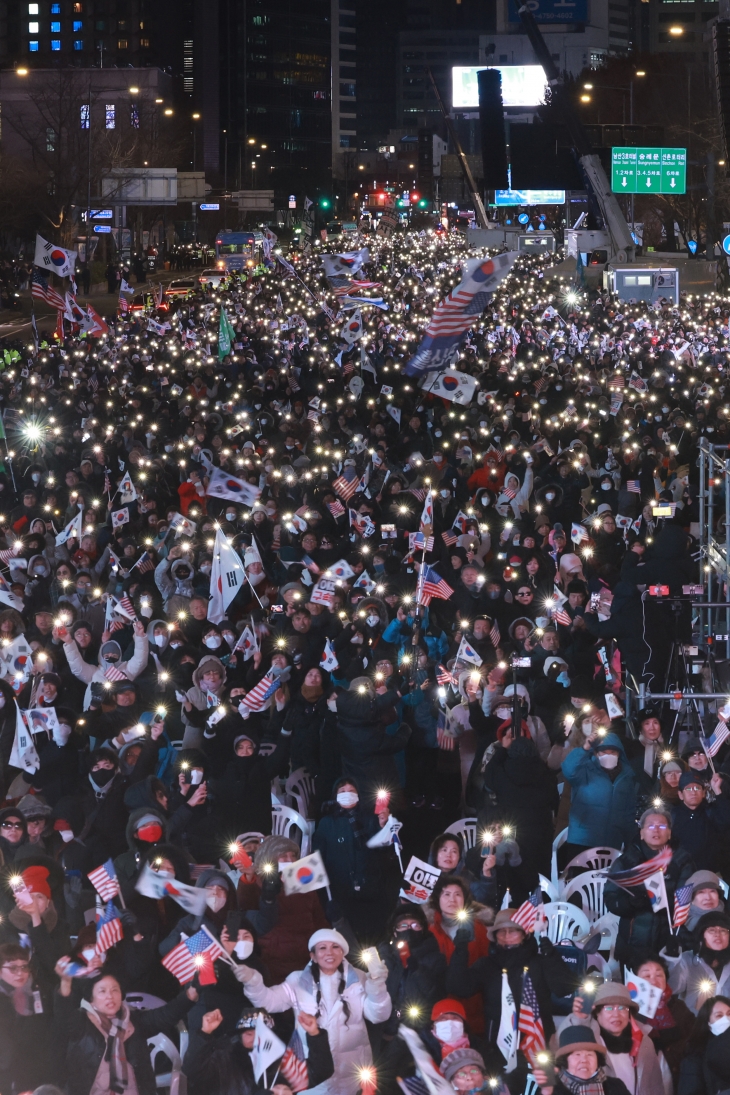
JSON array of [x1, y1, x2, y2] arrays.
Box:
[[518, 974, 546, 1061], [332, 474, 359, 501], [162, 927, 225, 985], [104, 664, 128, 682], [88, 859, 120, 901], [502, 487, 518, 500], [490, 619, 501, 648], [419, 565, 454, 606], [118, 595, 138, 621], [96, 900, 123, 954], [32, 268, 66, 311], [489, 446, 505, 462], [701, 721, 730, 758], [132, 551, 155, 574], [608, 845, 673, 889], [423, 283, 491, 340], [397, 1079, 430, 1095], [512, 888, 543, 933], [241, 673, 279, 711], [327, 500, 345, 519], [307, 409, 320, 422], [410, 531, 434, 553], [342, 361, 355, 377], [626, 480, 641, 494], [279, 1029, 309, 1092], [408, 487, 428, 502], [534, 376, 548, 394], [88, 374, 99, 393], [436, 664, 452, 686], [672, 884, 693, 930], [442, 530, 458, 547], [554, 606, 572, 626]]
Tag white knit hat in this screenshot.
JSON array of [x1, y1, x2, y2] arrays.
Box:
[[308, 929, 349, 955]]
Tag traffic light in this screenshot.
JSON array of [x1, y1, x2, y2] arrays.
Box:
[[417, 198, 429, 209], [410, 192, 420, 203], [319, 197, 331, 209]]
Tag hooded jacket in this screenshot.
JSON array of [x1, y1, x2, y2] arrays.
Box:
[[63, 632, 149, 710], [154, 556, 196, 609], [561, 733, 638, 849], [335, 687, 411, 795]]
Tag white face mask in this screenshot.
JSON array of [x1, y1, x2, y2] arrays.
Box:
[[337, 791, 359, 809], [598, 753, 619, 769], [59, 829, 74, 843], [366, 615, 379, 628], [709, 1015, 730, 1036], [601, 483, 611, 490], [234, 938, 254, 960], [53, 724, 73, 747], [545, 492, 555, 501], [434, 1020, 464, 1044], [226, 513, 237, 522], [206, 892, 227, 912], [153, 634, 166, 647], [582, 720, 593, 737], [170, 642, 182, 649], [155, 869, 175, 879], [204, 636, 222, 649], [81, 948, 97, 961], [494, 708, 511, 722]]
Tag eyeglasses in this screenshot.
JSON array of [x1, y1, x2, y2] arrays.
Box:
[[645, 823, 668, 831], [1, 820, 23, 830], [602, 1005, 628, 1013], [2, 963, 29, 973], [516, 590, 532, 597]]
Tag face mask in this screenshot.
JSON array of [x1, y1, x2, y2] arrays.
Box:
[[495, 708, 511, 722], [598, 753, 619, 769], [53, 724, 73, 747], [487, 589, 500, 599], [601, 483, 611, 491], [366, 615, 379, 628], [337, 791, 359, 809], [662, 407, 669, 414], [59, 829, 74, 843], [206, 892, 227, 912], [136, 823, 163, 843], [582, 720, 593, 737], [440, 489, 450, 499], [82, 948, 97, 962], [545, 492, 555, 501], [223, 633, 235, 646], [539, 397, 547, 405], [556, 672, 571, 687], [200, 564, 212, 576], [480, 494, 490, 506], [35, 566, 48, 576], [155, 869, 175, 879], [32, 473, 41, 483], [709, 1015, 730, 1036], [555, 384, 563, 391], [205, 636, 222, 649], [434, 1020, 464, 1044], [91, 768, 114, 787], [374, 562, 385, 574], [234, 938, 254, 960], [153, 634, 166, 647], [165, 445, 174, 452], [170, 642, 182, 650], [226, 513, 237, 522]]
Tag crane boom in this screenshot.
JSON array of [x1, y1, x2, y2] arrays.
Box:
[[426, 67, 491, 229]]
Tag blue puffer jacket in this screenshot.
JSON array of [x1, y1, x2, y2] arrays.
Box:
[[561, 732, 638, 849]]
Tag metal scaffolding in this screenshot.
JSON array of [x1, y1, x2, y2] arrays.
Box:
[[698, 438, 730, 654]]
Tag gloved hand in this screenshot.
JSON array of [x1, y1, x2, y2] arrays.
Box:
[[261, 871, 282, 902], [119, 908, 139, 932], [230, 962, 256, 984], [397, 678, 412, 697], [663, 936, 681, 959], [454, 927, 471, 946]]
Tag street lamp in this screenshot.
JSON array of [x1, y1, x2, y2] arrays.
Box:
[[164, 108, 173, 116], [669, 25, 684, 35], [129, 86, 139, 94], [17, 68, 28, 77]]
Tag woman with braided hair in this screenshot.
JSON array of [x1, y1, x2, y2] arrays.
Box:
[[231, 928, 392, 1095]]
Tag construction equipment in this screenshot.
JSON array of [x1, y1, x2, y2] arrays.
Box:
[[426, 68, 491, 229]]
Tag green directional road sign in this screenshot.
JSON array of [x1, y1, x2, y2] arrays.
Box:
[[610, 147, 686, 195]]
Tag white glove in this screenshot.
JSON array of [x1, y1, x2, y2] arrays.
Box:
[[230, 962, 256, 984]]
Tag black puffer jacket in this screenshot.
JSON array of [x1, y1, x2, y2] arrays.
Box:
[[336, 687, 411, 798], [377, 929, 448, 1035]]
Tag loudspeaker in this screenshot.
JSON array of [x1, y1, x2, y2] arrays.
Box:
[[477, 68, 508, 190], [510, 123, 585, 190], [714, 21, 730, 166]]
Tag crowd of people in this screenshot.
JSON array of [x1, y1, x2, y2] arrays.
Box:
[[0, 230, 727, 1095]]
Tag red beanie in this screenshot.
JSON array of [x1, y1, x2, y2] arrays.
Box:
[[431, 998, 467, 1023], [21, 865, 51, 899]]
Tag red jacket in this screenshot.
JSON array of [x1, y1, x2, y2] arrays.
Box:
[[238, 878, 329, 984], [430, 910, 489, 1033], [177, 480, 207, 517], [468, 456, 506, 493]]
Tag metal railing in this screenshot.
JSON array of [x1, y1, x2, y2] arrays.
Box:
[[698, 438, 730, 652]]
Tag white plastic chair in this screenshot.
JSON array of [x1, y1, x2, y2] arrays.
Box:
[[127, 992, 166, 1010], [444, 817, 478, 852], [551, 828, 568, 885], [271, 803, 314, 856], [258, 741, 277, 757], [286, 767, 317, 819], [563, 870, 608, 922], [564, 846, 620, 875], [589, 911, 620, 957], [148, 1031, 186, 1093], [541, 900, 591, 944], [523, 1074, 539, 1095], [538, 873, 560, 903]]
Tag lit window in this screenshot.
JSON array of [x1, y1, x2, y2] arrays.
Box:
[[51, 39, 61, 50], [80, 103, 89, 129], [28, 3, 39, 11], [29, 40, 39, 51], [73, 20, 82, 31], [105, 104, 115, 129], [29, 21, 39, 32], [117, 38, 128, 48], [51, 3, 61, 11], [74, 3, 83, 10], [51, 21, 61, 32], [130, 103, 140, 128], [140, 37, 150, 47], [46, 127, 56, 152], [74, 39, 83, 49]]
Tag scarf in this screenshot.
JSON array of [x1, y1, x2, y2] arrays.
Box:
[[639, 734, 663, 776], [646, 987, 675, 1031], [81, 1000, 137, 1095], [300, 684, 323, 703], [439, 1033, 470, 1058], [557, 1067, 606, 1095]]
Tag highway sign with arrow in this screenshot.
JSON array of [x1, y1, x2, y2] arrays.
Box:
[[611, 147, 686, 195]]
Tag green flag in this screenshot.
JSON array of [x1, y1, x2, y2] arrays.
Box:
[[218, 309, 235, 362]]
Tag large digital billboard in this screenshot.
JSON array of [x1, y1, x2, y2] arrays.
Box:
[[452, 66, 548, 109]]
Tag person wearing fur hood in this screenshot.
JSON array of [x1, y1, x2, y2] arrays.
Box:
[[59, 618, 149, 710]]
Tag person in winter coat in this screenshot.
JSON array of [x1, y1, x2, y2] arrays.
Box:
[[312, 776, 401, 942], [60, 619, 149, 709], [207, 723, 292, 847], [561, 732, 638, 858], [180, 654, 228, 748], [0, 943, 56, 1095], [532, 1025, 633, 1095], [53, 970, 197, 1095], [480, 733, 559, 892], [0, 806, 30, 866], [112, 806, 169, 901], [483, 683, 551, 761], [677, 871, 726, 950], [583, 582, 652, 685], [333, 676, 412, 805], [669, 911, 730, 1013], [670, 770, 730, 872], [237, 835, 330, 984], [428, 874, 489, 1034], [377, 902, 447, 1036], [446, 908, 576, 1078], [676, 994, 730, 1095], [284, 667, 332, 784], [154, 552, 196, 613], [559, 981, 665, 1095], [604, 806, 695, 966], [185, 1004, 334, 1095], [634, 955, 695, 1090], [0, 860, 71, 980], [231, 927, 392, 1095]]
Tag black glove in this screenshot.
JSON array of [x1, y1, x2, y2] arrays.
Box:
[[260, 871, 282, 902], [398, 677, 412, 696], [664, 936, 681, 958], [454, 927, 471, 946], [119, 908, 139, 932]]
